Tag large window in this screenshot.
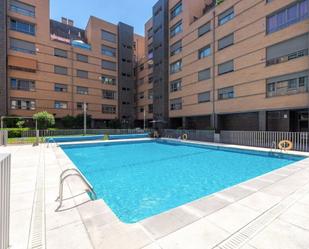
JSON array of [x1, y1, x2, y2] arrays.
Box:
[[76, 54, 88, 63], [170, 40, 182, 56], [266, 33, 309, 66], [10, 38, 35, 54], [102, 60, 116, 71], [198, 68, 211, 81], [218, 33, 234, 50], [198, 91, 210, 103], [198, 22, 211, 37], [170, 21, 183, 38], [54, 65, 68, 75], [170, 60, 182, 74], [101, 30, 116, 43], [148, 89, 153, 99], [76, 70, 88, 78], [170, 79, 182, 92], [10, 78, 35, 91], [54, 48, 67, 58], [267, 0, 309, 34], [218, 60, 234, 75], [170, 98, 182, 110], [11, 99, 35, 110], [102, 90, 116, 99], [54, 101, 68, 109], [76, 86, 89, 95], [218, 7, 234, 26], [101, 75, 116, 85], [171, 1, 182, 19], [198, 45, 211, 59], [10, 19, 35, 35], [102, 105, 116, 114], [267, 72, 308, 97], [218, 87, 234, 100], [10, 0, 35, 17], [101, 45, 116, 57], [54, 83, 67, 92]]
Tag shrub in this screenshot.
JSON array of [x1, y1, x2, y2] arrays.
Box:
[[5, 128, 30, 138], [33, 111, 55, 129]]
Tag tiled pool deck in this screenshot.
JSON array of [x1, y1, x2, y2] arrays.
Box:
[[3, 138, 309, 249]]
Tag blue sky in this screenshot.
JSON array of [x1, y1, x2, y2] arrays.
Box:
[[50, 0, 158, 35]]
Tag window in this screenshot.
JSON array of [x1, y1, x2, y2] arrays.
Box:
[[54, 48, 67, 58], [77, 102, 88, 110], [54, 83, 67, 92], [218, 33, 234, 50], [11, 99, 35, 110], [170, 79, 182, 92], [76, 54, 88, 63], [148, 89, 153, 99], [101, 30, 116, 43], [198, 91, 210, 103], [170, 40, 182, 56], [54, 101, 68, 109], [10, 38, 35, 54], [170, 21, 183, 37], [10, 19, 35, 35], [198, 22, 211, 37], [266, 34, 309, 66], [170, 98, 182, 110], [266, 72, 308, 97], [102, 90, 116, 99], [10, 78, 35, 91], [147, 27, 153, 39], [10, 0, 35, 17], [138, 78, 144, 85], [139, 64, 144, 71], [218, 60, 234, 75], [101, 75, 116, 85], [102, 60, 116, 71], [76, 86, 88, 95], [102, 105, 116, 114], [218, 7, 234, 25], [76, 70, 88, 78], [171, 1, 182, 19], [170, 60, 182, 74], [138, 92, 145, 99], [198, 68, 211, 81], [139, 107, 145, 113], [101, 45, 116, 57], [54, 65, 68, 75], [198, 45, 211, 59], [148, 104, 153, 113], [267, 0, 309, 34], [218, 87, 234, 100]]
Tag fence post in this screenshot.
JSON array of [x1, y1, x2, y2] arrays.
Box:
[[0, 153, 11, 249]]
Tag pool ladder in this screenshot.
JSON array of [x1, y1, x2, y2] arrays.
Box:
[[47, 137, 58, 148], [55, 168, 97, 211]]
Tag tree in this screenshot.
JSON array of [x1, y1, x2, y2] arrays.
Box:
[[16, 120, 25, 128], [33, 111, 55, 129], [62, 115, 75, 128]]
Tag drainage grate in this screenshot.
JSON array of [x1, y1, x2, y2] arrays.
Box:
[[27, 145, 46, 249], [213, 185, 309, 249]]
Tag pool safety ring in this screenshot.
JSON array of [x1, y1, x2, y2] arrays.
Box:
[[182, 133, 188, 140], [278, 140, 293, 151]]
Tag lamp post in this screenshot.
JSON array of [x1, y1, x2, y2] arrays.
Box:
[[83, 102, 87, 136]]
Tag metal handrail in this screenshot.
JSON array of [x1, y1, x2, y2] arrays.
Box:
[[47, 137, 58, 148], [55, 168, 97, 211]]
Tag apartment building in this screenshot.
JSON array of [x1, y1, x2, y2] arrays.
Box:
[[135, 0, 309, 132], [0, 0, 138, 127]]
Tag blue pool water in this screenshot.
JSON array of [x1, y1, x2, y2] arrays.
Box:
[[61, 140, 304, 223]]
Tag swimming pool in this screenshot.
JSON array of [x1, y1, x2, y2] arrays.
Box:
[[61, 140, 304, 223]]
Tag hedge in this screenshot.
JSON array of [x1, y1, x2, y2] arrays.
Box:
[[4, 128, 30, 138]]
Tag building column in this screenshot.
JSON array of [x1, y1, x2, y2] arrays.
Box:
[[211, 114, 219, 131], [259, 111, 267, 131], [182, 117, 186, 129]]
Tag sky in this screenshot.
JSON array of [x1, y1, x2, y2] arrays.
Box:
[[50, 0, 158, 35]]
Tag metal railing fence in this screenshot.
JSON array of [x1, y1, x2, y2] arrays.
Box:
[[0, 154, 11, 249], [161, 129, 215, 142], [221, 130, 309, 152]]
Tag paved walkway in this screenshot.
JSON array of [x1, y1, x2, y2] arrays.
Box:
[[2, 142, 309, 249]]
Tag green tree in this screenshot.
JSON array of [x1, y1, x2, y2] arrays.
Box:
[[62, 115, 75, 128], [33, 111, 55, 129], [16, 120, 25, 128]]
